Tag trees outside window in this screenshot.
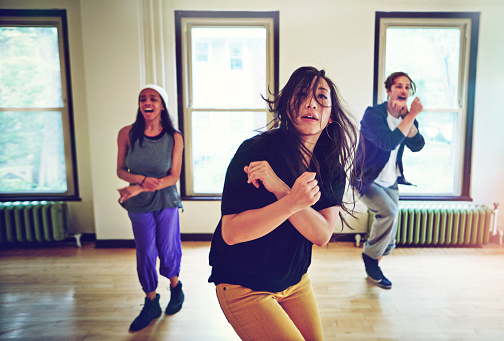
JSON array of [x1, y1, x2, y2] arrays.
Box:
[[0, 10, 78, 201]]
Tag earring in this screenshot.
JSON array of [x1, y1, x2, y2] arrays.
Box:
[[325, 123, 335, 141]]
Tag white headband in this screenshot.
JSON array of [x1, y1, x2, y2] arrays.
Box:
[[140, 84, 169, 107]]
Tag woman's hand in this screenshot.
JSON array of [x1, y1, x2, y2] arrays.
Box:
[[118, 185, 144, 203], [141, 176, 163, 191], [244, 161, 289, 198], [286, 172, 321, 213], [221, 171, 322, 246]]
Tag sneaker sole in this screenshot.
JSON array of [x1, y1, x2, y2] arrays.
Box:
[[129, 313, 162, 332], [366, 276, 392, 289]]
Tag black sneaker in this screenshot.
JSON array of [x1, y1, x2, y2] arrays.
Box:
[[367, 273, 392, 289], [165, 281, 184, 315], [129, 294, 162, 332], [362, 253, 392, 289]]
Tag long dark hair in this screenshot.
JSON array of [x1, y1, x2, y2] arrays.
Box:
[[129, 94, 178, 151], [264, 66, 359, 218]]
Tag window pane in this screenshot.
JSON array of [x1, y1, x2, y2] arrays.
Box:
[[0, 111, 67, 193], [400, 112, 458, 195], [191, 27, 267, 109], [385, 28, 461, 108], [191, 111, 267, 194], [0, 27, 63, 108], [377, 13, 479, 200]]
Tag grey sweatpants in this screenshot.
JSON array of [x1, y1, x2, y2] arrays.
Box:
[[360, 182, 399, 260]]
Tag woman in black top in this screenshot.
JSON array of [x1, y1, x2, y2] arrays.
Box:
[[209, 66, 358, 340]]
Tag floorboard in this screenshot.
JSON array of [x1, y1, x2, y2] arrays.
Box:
[[1, 241, 503, 340]]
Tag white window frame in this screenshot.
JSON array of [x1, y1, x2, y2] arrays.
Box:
[[374, 12, 479, 201], [175, 11, 279, 198]]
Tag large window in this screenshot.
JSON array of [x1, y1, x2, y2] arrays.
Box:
[[175, 11, 279, 198], [374, 12, 479, 200], [0, 9, 78, 201]]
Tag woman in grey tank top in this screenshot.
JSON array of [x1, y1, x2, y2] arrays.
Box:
[[117, 85, 184, 332]]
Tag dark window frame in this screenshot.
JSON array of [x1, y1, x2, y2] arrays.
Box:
[[174, 10, 279, 200], [373, 11, 480, 201], [0, 9, 79, 202]]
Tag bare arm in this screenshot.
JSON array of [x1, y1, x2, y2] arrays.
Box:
[[267, 172, 339, 247], [116, 126, 146, 185], [222, 161, 340, 247], [116, 126, 150, 203], [117, 130, 183, 203], [222, 194, 300, 246], [287, 203, 340, 247], [222, 170, 321, 245]]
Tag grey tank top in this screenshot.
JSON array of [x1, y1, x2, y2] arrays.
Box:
[[121, 130, 183, 213]]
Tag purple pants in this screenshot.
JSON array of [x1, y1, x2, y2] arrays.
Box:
[[128, 207, 181, 293]]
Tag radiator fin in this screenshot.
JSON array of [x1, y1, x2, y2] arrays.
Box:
[[0, 201, 69, 243], [370, 205, 492, 247]]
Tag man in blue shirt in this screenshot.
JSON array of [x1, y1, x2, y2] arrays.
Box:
[[351, 72, 425, 289]]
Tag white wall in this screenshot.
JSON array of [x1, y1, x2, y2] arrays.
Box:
[[4, 0, 504, 239]]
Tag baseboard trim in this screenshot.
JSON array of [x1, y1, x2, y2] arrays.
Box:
[[94, 233, 363, 248], [94, 239, 136, 248], [181, 233, 213, 241], [94, 233, 214, 248], [330, 233, 365, 242]]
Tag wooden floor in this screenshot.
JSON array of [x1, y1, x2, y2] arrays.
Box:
[[1, 240, 503, 341]]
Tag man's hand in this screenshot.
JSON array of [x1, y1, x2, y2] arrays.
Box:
[[388, 100, 408, 117], [407, 97, 423, 117]]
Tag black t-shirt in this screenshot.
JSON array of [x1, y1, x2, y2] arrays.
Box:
[[208, 129, 345, 292]]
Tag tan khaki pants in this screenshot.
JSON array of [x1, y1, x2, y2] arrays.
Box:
[[216, 274, 323, 341]]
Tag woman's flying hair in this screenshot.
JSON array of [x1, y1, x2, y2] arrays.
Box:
[[263, 66, 359, 223]]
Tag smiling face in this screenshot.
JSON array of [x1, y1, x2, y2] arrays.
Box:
[[289, 76, 333, 144], [138, 88, 164, 122], [386, 75, 412, 103]]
